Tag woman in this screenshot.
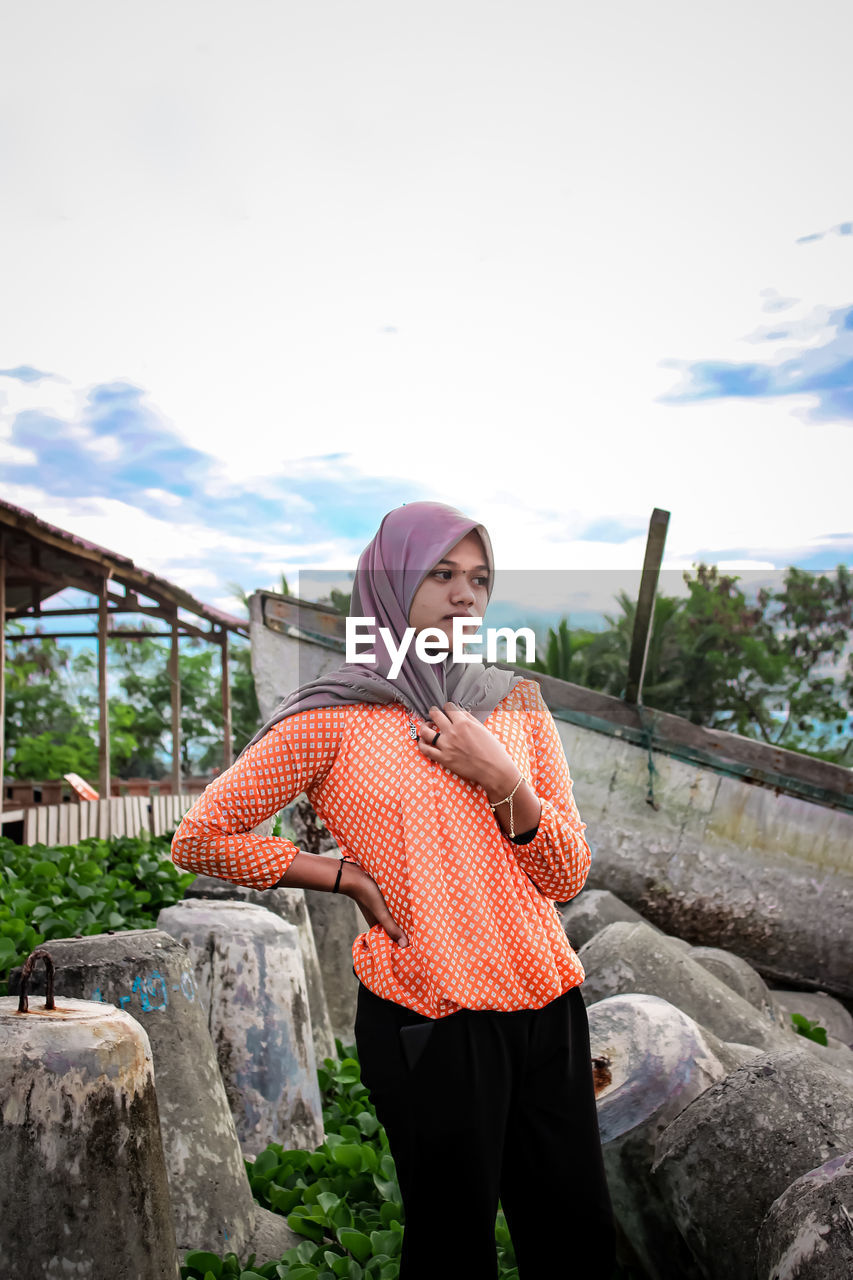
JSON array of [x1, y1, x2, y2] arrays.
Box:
[[171, 500, 615, 1280]]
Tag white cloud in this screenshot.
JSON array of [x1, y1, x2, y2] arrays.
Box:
[[1, 0, 850, 589], [143, 487, 183, 508], [0, 484, 281, 570], [82, 432, 123, 462], [164, 565, 222, 591], [0, 433, 37, 467], [0, 377, 80, 426], [716, 560, 777, 571]]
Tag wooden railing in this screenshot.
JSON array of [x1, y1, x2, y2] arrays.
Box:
[[1, 794, 195, 846]]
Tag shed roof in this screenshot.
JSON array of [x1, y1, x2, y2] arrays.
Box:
[[0, 497, 247, 636]]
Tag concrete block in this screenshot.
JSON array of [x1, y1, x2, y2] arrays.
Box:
[[558, 888, 659, 950], [794, 1031, 853, 1083], [183, 874, 335, 1065], [157, 899, 324, 1157], [756, 1151, 853, 1280], [691, 945, 786, 1027], [280, 797, 362, 1043], [303, 888, 363, 1046], [8, 930, 298, 1263], [579, 921, 796, 1051], [651, 1049, 853, 1280], [565, 715, 853, 1002], [589, 992, 758, 1280], [1, 992, 180, 1279]]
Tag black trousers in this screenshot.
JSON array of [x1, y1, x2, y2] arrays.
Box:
[[354, 981, 616, 1280]]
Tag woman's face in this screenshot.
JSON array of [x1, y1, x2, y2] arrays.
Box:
[[407, 530, 491, 652]]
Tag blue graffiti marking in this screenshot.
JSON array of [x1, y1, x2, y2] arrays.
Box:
[[87, 969, 198, 1013], [131, 969, 169, 1013]]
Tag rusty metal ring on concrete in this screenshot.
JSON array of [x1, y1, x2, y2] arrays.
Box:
[[18, 947, 56, 1014]]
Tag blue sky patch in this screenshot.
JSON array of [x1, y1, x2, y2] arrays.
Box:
[[659, 302, 853, 422]]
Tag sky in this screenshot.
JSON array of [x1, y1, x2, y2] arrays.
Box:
[[1, 0, 852, 634]]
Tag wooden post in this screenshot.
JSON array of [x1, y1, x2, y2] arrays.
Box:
[[219, 631, 232, 770], [170, 611, 182, 795], [98, 576, 111, 798], [625, 508, 670, 705], [0, 533, 5, 824]]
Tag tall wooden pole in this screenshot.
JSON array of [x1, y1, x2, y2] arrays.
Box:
[[170, 611, 182, 794], [0, 534, 6, 824], [625, 508, 670, 705], [98, 576, 111, 798], [219, 631, 232, 771]]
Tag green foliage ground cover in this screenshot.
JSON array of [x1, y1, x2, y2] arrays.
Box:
[[180, 1046, 520, 1280], [0, 832, 194, 995]]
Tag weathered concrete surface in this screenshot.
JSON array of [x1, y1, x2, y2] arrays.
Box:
[[691, 945, 786, 1026], [756, 1151, 853, 1280], [281, 798, 362, 1043], [302, 888, 362, 1045], [0, 995, 180, 1280], [552, 717, 853, 1000], [558, 888, 660, 951], [588, 992, 757, 1280], [183, 875, 335, 1065], [797, 1035, 853, 1083], [8, 929, 298, 1262], [770, 989, 853, 1048], [158, 899, 324, 1157], [249, 591, 342, 738], [651, 1049, 853, 1280], [579, 921, 795, 1051]]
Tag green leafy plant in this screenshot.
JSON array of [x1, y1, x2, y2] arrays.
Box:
[[0, 832, 195, 996], [790, 1012, 829, 1046], [179, 1043, 520, 1280]]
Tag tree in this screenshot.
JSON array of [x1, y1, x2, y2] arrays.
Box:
[[228, 573, 291, 614], [109, 626, 260, 774], [3, 626, 99, 779], [507, 564, 853, 764], [3, 619, 262, 782]]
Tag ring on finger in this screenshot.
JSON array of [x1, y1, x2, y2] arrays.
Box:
[[431, 731, 441, 747]]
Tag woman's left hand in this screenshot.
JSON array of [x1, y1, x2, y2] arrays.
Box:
[[415, 702, 518, 794]]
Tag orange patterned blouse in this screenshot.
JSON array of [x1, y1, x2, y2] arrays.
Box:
[[171, 677, 591, 1018]]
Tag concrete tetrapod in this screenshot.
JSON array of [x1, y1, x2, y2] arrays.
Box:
[[579, 921, 804, 1052], [691, 945, 787, 1027], [7, 929, 298, 1263], [650, 1049, 853, 1280], [302, 888, 363, 1045], [183, 874, 336, 1064], [157, 898, 325, 1157], [756, 1151, 853, 1280], [278, 799, 364, 1044], [0, 988, 180, 1280], [558, 887, 660, 951], [588, 992, 758, 1280]]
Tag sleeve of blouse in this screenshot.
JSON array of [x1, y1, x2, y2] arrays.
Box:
[[170, 705, 348, 890], [504, 680, 592, 902]]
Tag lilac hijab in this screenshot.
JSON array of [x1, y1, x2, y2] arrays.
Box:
[[241, 501, 522, 754]]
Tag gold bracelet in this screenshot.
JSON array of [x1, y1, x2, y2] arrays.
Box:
[[488, 774, 524, 838]]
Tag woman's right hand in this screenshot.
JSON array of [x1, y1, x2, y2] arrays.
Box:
[[340, 862, 409, 948]]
